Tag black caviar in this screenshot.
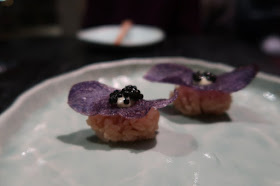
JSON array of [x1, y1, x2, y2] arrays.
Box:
[[109, 85, 144, 106], [192, 71, 216, 83]]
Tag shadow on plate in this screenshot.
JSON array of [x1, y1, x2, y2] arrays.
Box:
[[160, 105, 232, 124], [57, 127, 197, 157], [154, 127, 198, 157], [57, 129, 156, 153]]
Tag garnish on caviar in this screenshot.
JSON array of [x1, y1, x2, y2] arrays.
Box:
[[192, 71, 217, 85]]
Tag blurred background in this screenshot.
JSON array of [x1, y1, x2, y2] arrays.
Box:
[[0, 0, 280, 112], [0, 0, 280, 39]]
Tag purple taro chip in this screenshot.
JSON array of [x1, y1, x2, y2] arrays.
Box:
[[68, 81, 177, 119], [144, 63, 258, 93], [144, 63, 194, 86]]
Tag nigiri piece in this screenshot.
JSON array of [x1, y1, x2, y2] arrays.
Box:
[[68, 81, 177, 142], [144, 63, 258, 116]]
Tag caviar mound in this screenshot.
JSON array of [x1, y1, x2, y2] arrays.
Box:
[[87, 108, 159, 142], [109, 85, 143, 107], [171, 86, 232, 116]]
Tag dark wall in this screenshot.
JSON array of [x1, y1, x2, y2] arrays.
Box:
[[0, 0, 56, 32]]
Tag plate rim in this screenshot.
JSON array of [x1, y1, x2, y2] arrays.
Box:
[[1, 57, 279, 126]]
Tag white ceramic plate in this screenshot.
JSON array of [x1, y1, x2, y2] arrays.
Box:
[[77, 25, 165, 47], [1, 58, 280, 186]]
